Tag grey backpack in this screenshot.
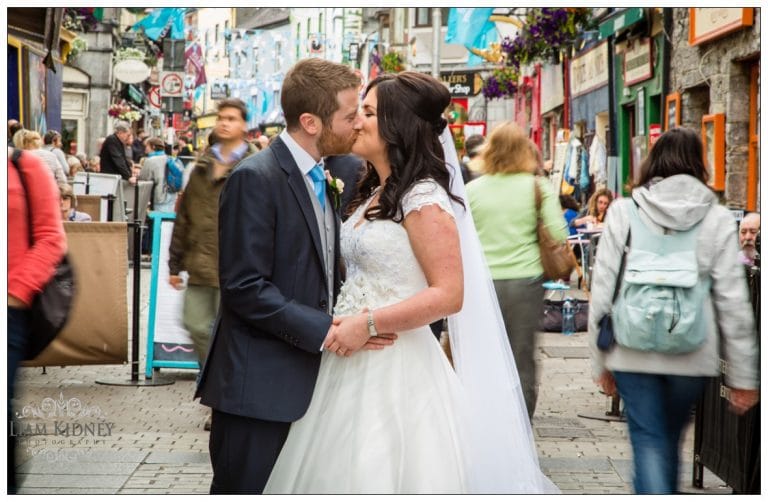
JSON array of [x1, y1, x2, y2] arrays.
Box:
[[613, 203, 711, 354]]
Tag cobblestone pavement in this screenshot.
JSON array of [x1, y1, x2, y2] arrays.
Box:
[[13, 269, 731, 494]]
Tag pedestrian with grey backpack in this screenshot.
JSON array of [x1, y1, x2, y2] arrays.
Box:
[[587, 128, 759, 494]]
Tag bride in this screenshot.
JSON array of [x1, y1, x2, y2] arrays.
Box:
[[265, 72, 557, 494]]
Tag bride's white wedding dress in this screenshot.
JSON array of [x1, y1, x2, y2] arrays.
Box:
[[265, 178, 557, 494], [265, 180, 469, 493]]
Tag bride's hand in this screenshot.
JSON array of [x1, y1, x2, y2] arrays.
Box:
[[324, 314, 369, 356]]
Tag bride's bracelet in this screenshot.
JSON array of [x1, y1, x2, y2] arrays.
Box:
[[367, 309, 378, 337]]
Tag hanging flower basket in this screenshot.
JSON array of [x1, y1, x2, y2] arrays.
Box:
[[115, 47, 147, 64], [500, 8, 593, 69], [481, 67, 519, 100], [381, 51, 405, 74], [108, 100, 142, 122], [66, 37, 88, 64]]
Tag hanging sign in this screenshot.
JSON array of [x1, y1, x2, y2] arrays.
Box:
[[440, 71, 481, 97], [114, 58, 150, 84]]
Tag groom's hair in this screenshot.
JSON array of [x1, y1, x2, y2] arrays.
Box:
[[281, 58, 361, 131]]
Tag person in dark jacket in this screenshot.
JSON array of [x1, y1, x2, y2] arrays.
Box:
[[168, 99, 257, 370], [131, 128, 148, 164], [99, 121, 136, 181]]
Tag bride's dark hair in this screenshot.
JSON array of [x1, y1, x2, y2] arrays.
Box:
[[347, 72, 464, 222]]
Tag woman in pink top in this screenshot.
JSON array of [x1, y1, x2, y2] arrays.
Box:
[[8, 147, 66, 493]]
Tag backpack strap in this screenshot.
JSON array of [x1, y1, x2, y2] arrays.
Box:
[[611, 226, 631, 304]]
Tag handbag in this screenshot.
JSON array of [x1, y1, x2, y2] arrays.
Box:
[[11, 149, 76, 360], [540, 298, 589, 332], [596, 228, 631, 352], [534, 179, 577, 280]]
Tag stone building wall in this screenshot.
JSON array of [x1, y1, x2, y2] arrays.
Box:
[[73, 9, 121, 156], [668, 8, 760, 208]]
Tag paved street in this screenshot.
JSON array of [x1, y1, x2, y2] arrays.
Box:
[[14, 268, 730, 494]]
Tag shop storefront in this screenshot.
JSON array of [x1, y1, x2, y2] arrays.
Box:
[[670, 7, 759, 210], [8, 8, 68, 135], [601, 8, 666, 194], [569, 40, 610, 195]]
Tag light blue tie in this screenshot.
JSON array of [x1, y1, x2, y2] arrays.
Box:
[[308, 164, 326, 211]]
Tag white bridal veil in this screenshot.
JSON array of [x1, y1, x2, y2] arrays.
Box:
[[441, 129, 559, 494]]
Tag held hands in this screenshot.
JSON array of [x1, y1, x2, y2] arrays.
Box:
[[323, 308, 397, 357]]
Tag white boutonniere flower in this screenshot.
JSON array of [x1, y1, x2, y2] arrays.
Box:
[[325, 171, 345, 210]]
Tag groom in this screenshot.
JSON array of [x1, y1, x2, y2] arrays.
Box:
[[196, 59, 390, 494]]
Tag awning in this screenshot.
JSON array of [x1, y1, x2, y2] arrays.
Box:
[[598, 8, 645, 39], [8, 7, 64, 71]]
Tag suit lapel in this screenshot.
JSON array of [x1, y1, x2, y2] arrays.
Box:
[[270, 137, 327, 290]]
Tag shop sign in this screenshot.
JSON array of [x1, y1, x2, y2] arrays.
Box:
[[114, 58, 150, 84], [689, 8, 754, 46], [126, 84, 145, 106], [439, 71, 481, 97], [570, 41, 609, 97], [623, 38, 653, 86], [598, 7, 645, 39], [210, 80, 230, 100]]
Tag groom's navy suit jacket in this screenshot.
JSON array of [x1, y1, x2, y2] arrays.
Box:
[[196, 136, 342, 423]]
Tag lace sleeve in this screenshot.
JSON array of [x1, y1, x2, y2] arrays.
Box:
[[400, 179, 455, 219]]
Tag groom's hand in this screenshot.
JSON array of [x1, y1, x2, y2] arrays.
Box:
[[362, 333, 398, 351]]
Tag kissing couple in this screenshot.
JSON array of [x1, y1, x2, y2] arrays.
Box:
[[195, 58, 558, 494]]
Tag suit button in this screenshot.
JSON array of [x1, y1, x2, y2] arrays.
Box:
[[320, 300, 328, 310]]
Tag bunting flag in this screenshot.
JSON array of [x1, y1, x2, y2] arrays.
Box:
[[445, 8, 498, 67], [184, 42, 207, 87], [132, 8, 186, 41]]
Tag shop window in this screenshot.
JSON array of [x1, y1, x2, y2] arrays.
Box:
[[414, 8, 449, 27]]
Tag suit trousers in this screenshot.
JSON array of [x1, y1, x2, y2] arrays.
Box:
[[493, 275, 545, 420], [209, 409, 291, 494], [183, 285, 220, 367]]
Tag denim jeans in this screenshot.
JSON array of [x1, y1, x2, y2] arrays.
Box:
[[8, 307, 30, 494], [613, 371, 707, 494]]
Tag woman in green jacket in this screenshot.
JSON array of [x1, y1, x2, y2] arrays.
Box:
[[466, 122, 568, 420]]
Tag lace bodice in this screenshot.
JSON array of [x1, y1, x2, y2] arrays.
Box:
[[334, 179, 455, 316]]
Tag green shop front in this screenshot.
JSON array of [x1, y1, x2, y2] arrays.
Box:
[[601, 8, 666, 194]]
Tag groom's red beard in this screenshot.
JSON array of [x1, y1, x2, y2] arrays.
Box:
[[317, 125, 357, 156]]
